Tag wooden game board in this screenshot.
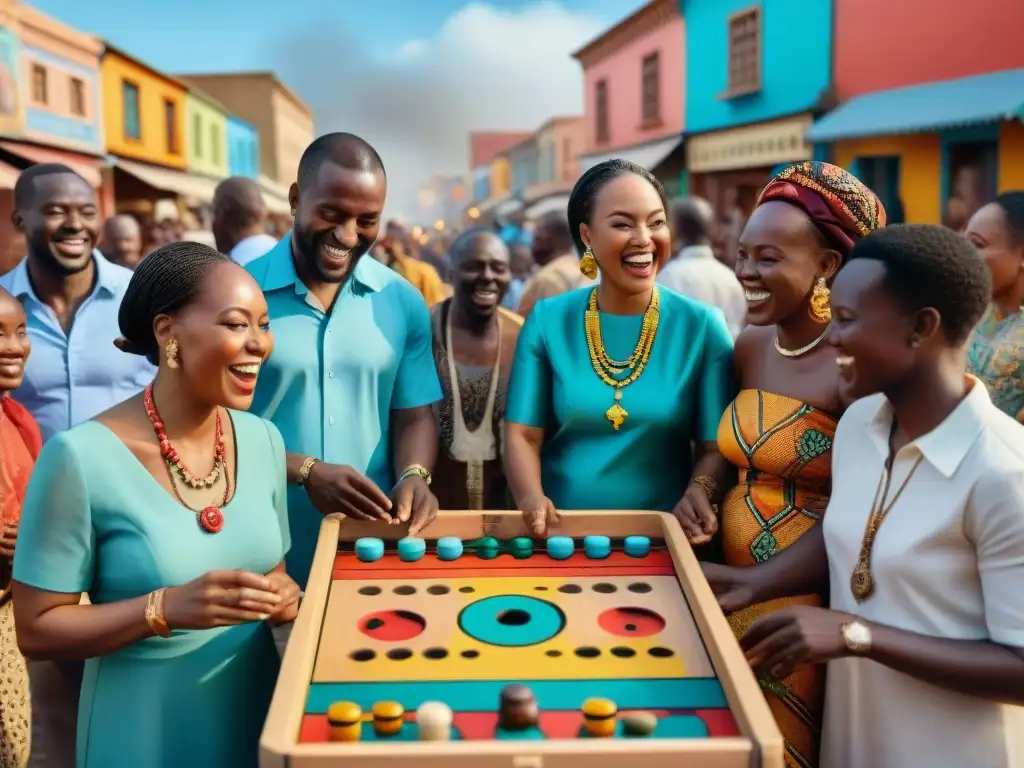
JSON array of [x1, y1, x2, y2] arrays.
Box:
[[261, 511, 784, 767]]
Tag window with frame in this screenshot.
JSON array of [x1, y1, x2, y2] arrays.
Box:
[[31, 64, 47, 105], [69, 77, 85, 116], [642, 52, 660, 123], [193, 114, 203, 157], [122, 81, 141, 140], [595, 79, 609, 145], [727, 6, 762, 97], [164, 99, 178, 154]]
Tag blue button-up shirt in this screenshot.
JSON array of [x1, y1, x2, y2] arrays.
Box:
[[0, 252, 156, 442], [247, 233, 442, 586]]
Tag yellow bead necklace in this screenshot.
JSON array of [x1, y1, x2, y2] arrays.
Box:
[[583, 287, 660, 431]]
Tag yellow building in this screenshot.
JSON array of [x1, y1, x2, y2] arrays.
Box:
[[489, 152, 512, 198], [807, 69, 1024, 225]]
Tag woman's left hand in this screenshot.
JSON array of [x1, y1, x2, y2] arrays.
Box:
[[740, 605, 856, 679], [266, 571, 302, 625]]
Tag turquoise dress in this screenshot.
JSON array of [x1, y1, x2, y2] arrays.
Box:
[[505, 287, 735, 511], [13, 412, 290, 768]]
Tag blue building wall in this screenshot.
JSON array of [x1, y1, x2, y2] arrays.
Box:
[[22, 44, 103, 151], [226, 115, 259, 179], [473, 165, 490, 201], [509, 147, 538, 195], [682, 0, 832, 133]]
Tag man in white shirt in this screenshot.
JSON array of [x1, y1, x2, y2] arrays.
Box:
[[657, 196, 746, 338], [212, 177, 278, 265]]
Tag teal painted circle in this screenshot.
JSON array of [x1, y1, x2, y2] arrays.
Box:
[[458, 595, 566, 647]]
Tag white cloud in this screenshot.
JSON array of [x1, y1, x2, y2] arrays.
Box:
[[268, 2, 605, 221]]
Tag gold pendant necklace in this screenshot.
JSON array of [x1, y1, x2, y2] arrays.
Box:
[[584, 288, 660, 430], [850, 422, 924, 602]]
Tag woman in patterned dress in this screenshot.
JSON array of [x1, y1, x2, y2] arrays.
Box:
[[0, 287, 39, 768], [688, 162, 886, 768], [964, 192, 1024, 421], [430, 230, 522, 509]]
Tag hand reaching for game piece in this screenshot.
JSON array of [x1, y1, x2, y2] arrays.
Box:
[[162, 570, 282, 630], [265, 570, 302, 626], [520, 494, 559, 536], [740, 605, 855, 680], [701, 562, 758, 615], [672, 482, 719, 545], [391, 475, 438, 536], [304, 462, 394, 522]]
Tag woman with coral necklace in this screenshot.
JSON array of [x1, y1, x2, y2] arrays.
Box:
[[12, 242, 298, 767]]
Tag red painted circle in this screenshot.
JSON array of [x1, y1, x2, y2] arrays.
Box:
[[199, 507, 224, 533], [597, 607, 666, 638], [358, 610, 426, 641]]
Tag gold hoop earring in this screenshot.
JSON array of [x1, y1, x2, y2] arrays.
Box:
[[579, 248, 598, 280], [165, 338, 180, 369], [808, 277, 831, 323]]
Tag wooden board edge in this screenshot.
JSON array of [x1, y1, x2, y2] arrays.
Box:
[[658, 513, 785, 768]]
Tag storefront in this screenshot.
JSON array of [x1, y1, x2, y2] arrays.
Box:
[[577, 135, 686, 198]]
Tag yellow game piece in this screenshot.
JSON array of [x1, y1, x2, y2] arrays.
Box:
[[327, 701, 362, 742], [581, 697, 618, 738], [372, 700, 405, 736]]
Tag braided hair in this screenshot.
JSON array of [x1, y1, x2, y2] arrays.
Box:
[[117, 241, 229, 365], [994, 192, 1024, 245], [567, 159, 668, 255]]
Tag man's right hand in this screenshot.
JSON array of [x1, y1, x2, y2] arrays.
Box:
[[305, 462, 395, 522]]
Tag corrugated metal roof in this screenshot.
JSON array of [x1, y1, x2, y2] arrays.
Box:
[[807, 68, 1024, 143]]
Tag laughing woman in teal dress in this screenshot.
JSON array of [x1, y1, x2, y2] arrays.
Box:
[[505, 159, 736, 535], [12, 243, 300, 768], [965, 191, 1024, 422]]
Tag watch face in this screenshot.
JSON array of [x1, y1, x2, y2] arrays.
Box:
[[846, 622, 871, 647]]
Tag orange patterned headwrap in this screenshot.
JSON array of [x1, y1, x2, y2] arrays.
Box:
[[756, 161, 886, 256]]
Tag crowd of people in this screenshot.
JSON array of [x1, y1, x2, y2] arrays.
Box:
[[0, 131, 1018, 768]]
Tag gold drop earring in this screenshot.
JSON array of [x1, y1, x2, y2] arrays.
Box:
[[165, 338, 180, 369], [808, 277, 831, 323], [579, 248, 598, 280]]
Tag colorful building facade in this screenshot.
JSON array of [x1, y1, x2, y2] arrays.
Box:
[[184, 88, 228, 180], [465, 131, 530, 221], [227, 114, 259, 179], [808, 0, 1024, 225], [574, 0, 686, 195], [682, 0, 830, 215]]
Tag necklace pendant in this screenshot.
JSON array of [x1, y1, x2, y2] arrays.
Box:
[[605, 401, 628, 431], [198, 506, 224, 534], [850, 560, 873, 602]]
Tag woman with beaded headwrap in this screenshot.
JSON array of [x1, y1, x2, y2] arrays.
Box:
[[679, 161, 885, 768], [12, 242, 299, 767]]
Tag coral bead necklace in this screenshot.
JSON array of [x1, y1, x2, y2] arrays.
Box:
[[143, 384, 230, 533]]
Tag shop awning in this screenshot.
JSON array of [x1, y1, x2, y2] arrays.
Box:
[[259, 175, 291, 215], [807, 67, 1024, 143], [524, 193, 570, 219], [0, 141, 104, 188], [577, 135, 681, 173], [113, 158, 218, 203]]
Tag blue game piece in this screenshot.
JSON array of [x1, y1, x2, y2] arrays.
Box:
[[583, 535, 611, 559], [436, 536, 464, 561], [623, 536, 651, 558], [397, 537, 426, 562], [355, 537, 385, 562], [546, 536, 574, 560]]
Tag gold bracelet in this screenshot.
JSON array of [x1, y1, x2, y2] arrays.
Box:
[[144, 589, 171, 638], [397, 464, 432, 486], [691, 475, 719, 504], [297, 456, 318, 486]]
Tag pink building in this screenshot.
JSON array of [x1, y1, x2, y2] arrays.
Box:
[[572, 0, 685, 195]]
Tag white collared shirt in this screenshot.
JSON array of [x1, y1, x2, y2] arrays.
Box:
[[822, 378, 1024, 768], [656, 245, 746, 338]]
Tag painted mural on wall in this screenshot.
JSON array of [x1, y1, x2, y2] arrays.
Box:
[[0, 29, 19, 119]]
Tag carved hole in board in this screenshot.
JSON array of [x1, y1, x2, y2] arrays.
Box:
[[610, 646, 636, 658], [423, 647, 449, 660], [461, 649, 480, 659], [358, 610, 426, 641], [496, 609, 531, 626], [350, 648, 376, 662], [592, 583, 617, 594], [597, 607, 666, 638], [393, 585, 416, 595], [557, 584, 582, 594], [459, 586, 475, 593], [627, 582, 652, 593], [427, 585, 450, 595], [574, 646, 601, 658], [386, 648, 414, 660], [648, 646, 675, 658], [358, 586, 382, 596]]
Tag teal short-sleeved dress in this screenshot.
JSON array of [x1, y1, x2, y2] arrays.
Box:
[[505, 287, 735, 511], [13, 411, 291, 768]]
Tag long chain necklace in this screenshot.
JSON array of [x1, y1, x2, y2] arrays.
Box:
[[143, 385, 230, 534], [584, 287, 660, 431], [774, 325, 830, 357], [850, 419, 923, 602]]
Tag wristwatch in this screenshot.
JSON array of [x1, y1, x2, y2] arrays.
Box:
[[841, 619, 872, 655], [297, 456, 317, 486]]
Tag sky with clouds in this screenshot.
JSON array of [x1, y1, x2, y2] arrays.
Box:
[[31, 0, 648, 220]]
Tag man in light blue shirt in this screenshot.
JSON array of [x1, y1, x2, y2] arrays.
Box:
[[247, 133, 442, 590], [212, 176, 279, 265], [2, 164, 155, 442]]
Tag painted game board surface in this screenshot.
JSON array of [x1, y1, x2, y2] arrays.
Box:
[[260, 512, 784, 768]]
